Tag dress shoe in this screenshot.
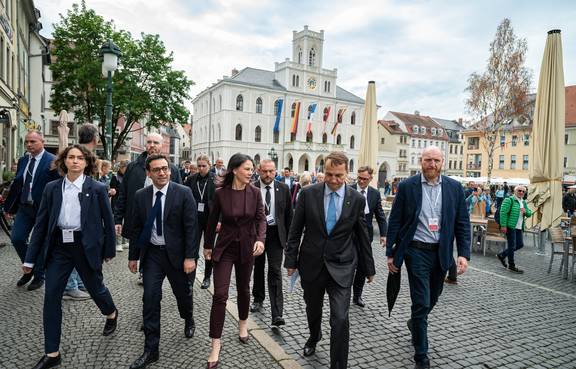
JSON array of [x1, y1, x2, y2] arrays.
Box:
[[16, 273, 33, 287], [250, 301, 263, 313], [444, 277, 458, 285], [31, 354, 61, 369], [508, 265, 524, 274], [103, 309, 118, 336], [414, 358, 430, 369], [185, 319, 195, 338], [201, 278, 211, 289], [271, 316, 285, 327], [303, 335, 320, 357], [239, 335, 249, 344], [407, 319, 415, 346], [497, 254, 507, 268], [353, 296, 365, 308], [130, 351, 159, 369], [27, 278, 44, 291]]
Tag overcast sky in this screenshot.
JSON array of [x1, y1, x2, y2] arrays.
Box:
[[35, 0, 576, 121]]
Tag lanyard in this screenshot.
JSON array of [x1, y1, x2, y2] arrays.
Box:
[[197, 179, 208, 201], [423, 183, 441, 216]]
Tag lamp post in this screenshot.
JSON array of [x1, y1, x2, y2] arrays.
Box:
[[268, 147, 278, 167], [99, 39, 122, 160]]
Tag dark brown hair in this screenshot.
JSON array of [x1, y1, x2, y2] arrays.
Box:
[[325, 151, 348, 171], [54, 144, 97, 176], [145, 154, 169, 170], [357, 166, 374, 175]]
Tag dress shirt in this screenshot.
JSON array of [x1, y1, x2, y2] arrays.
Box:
[[414, 174, 443, 243], [356, 185, 370, 214], [58, 174, 85, 230], [150, 182, 169, 245], [324, 183, 345, 224], [23, 149, 45, 196], [284, 177, 291, 187], [260, 180, 276, 225]]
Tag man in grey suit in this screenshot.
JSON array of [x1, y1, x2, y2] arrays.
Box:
[[285, 151, 375, 369]]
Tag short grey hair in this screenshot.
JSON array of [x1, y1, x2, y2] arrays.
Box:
[[78, 123, 99, 145]]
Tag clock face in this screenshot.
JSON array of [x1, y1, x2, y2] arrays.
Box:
[[307, 77, 317, 90]]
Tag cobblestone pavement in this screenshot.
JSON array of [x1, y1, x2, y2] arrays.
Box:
[[227, 231, 576, 369], [0, 235, 281, 369]]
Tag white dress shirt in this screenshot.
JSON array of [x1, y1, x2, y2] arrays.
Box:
[[260, 180, 276, 225], [23, 149, 45, 200], [356, 185, 370, 214], [150, 182, 169, 245], [58, 174, 85, 230]]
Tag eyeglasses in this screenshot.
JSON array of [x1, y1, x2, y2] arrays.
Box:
[[150, 166, 169, 173], [357, 176, 371, 181], [516, 189, 525, 193]]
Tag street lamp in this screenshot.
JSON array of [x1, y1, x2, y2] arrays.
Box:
[[268, 147, 278, 167], [100, 39, 122, 160]]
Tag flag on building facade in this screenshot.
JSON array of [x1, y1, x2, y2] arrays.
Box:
[[331, 108, 346, 135], [291, 102, 301, 134], [273, 99, 283, 133], [322, 106, 331, 132], [306, 103, 317, 134]]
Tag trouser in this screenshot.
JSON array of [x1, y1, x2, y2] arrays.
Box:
[[301, 267, 351, 369], [404, 246, 446, 363], [252, 226, 284, 318], [198, 216, 213, 281], [209, 243, 254, 338], [501, 229, 524, 266], [44, 233, 116, 353], [11, 204, 45, 281], [142, 245, 194, 352]]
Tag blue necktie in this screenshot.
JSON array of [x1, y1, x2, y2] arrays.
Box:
[[326, 192, 337, 234], [153, 191, 163, 236], [21, 157, 36, 203]]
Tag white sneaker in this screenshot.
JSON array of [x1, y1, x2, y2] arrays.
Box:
[[63, 289, 91, 301], [116, 244, 123, 252]]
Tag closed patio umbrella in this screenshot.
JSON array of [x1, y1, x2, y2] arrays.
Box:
[[58, 110, 70, 153], [528, 29, 565, 235], [358, 81, 378, 185]]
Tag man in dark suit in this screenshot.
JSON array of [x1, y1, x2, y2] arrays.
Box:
[[250, 159, 293, 326], [7, 130, 60, 291], [387, 146, 471, 369], [128, 154, 199, 369], [350, 166, 387, 308], [277, 167, 294, 190], [285, 151, 375, 369]]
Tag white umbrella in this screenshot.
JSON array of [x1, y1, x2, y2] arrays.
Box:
[[358, 81, 378, 186], [58, 110, 70, 153]]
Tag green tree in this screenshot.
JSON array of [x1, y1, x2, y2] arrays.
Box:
[[50, 1, 193, 160], [465, 18, 532, 184]]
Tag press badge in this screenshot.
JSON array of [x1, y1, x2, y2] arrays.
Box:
[[428, 218, 439, 232], [197, 203, 205, 212], [266, 214, 275, 225], [62, 229, 75, 243]]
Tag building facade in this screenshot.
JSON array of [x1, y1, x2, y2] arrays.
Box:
[[431, 117, 465, 176]]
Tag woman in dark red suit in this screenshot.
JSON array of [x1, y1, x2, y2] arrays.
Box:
[[204, 153, 266, 368]]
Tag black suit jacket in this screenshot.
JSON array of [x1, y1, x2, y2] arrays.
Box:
[[386, 174, 471, 271], [254, 181, 293, 246], [128, 182, 199, 270], [350, 184, 388, 240], [114, 152, 181, 239], [25, 176, 116, 271], [284, 183, 375, 288], [185, 172, 216, 225]]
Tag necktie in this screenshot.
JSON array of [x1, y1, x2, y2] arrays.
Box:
[[153, 191, 163, 236], [265, 185, 271, 215], [326, 192, 337, 234], [21, 157, 36, 203], [361, 189, 369, 214]]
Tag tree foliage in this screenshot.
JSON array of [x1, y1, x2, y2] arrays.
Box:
[[465, 18, 532, 183], [50, 1, 194, 160]]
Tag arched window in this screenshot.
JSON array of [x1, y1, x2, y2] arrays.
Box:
[[256, 97, 263, 114], [431, 128, 436, 136], [255, 126, 262, 142], [322, 133, 328, 144], [289, 157, 293, 169], [349, 159, 354, 172], [306, 131, 313, 143], [292, 75, 296, 86], [350, 135, 355, 149], [336, 134, 342, 145], [350, 112, 356, 125], [291, 102, 297, 118], [218, 95, 222, 111], [254, 154, 261, 165], [309, 47, 316, 66], [273, 131, 280, 143], [235, 124, 242, 141], [236, 95, 243, 111], [274, 99, 280, 115], [413, 125, 419, 134], [298, 48, 302, 64], [296, 75, 299, 87]]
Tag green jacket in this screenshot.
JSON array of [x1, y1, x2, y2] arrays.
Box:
[[499, 196, 532, 230]]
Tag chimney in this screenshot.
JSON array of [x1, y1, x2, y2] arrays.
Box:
[[231, 68, 239, 77], [458, 117, 463, 124], [414, 110, 420, 116]]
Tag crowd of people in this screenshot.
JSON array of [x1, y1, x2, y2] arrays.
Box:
[[14, 126, 553, 369]]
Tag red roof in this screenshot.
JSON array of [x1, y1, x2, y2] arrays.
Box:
[[378, 119, 403, 134], [566, 85, 576, 127], [389, 111, 449, 140]]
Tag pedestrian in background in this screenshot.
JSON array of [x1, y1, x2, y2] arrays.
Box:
[[562, 188, 576, 217], [204, 153, 266, 368]]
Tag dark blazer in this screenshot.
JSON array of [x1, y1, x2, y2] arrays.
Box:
[[25, 176, 116, 271], [350, 184, 388, 240], [185, 172, 216, 224], [204, 184, 267, 264], [277, 176, 294, 191], [114, 152, 182, 239], [254, 181, 293, 246], [128, 182, 199, 270], [386, 174, 471, 271], [284, 183, 375, 288], [5, 151, 59, 213]]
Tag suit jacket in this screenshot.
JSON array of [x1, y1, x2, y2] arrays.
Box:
[[128, 182, 199, 270], [204, 184, 267, 264], [25, 176, 116, 271], [185, 172, 216, 225], [350, 184, 388, 240], [114, 152, 181, 239], [277, 176, 294, 191], [254, 181, 293, 246], [284, 183, 375, 288], [5, 151, 60, 213], [386, 174, 471, 271]]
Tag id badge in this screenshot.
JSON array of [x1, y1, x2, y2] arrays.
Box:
[[197, 203, 205, 212], [266, 214, 275, 225], [62, 229, 75, 243], [428, 218, 439, 232]]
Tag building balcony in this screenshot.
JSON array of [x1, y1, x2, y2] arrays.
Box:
[[467, 144, 480, 150], [467, 163, 482, 170]]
